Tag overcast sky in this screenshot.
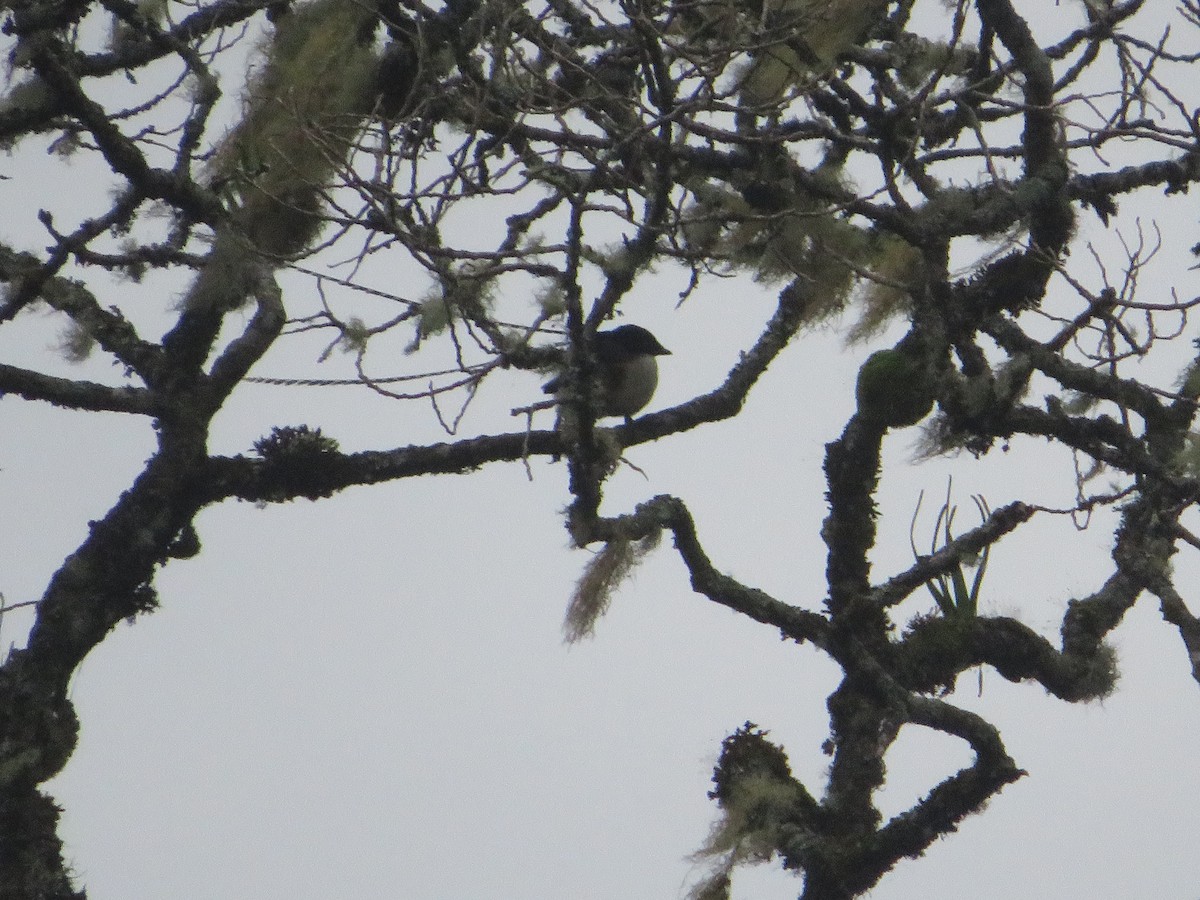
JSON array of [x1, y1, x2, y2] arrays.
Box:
[[2, 2, 1199, 898]]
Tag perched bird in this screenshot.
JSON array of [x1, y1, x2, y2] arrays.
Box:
[[543, 324, 671, 422]]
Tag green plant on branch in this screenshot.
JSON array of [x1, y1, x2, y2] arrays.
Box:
[[911, 481, 992, 620]]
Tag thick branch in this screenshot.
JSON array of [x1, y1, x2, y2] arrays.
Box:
[[0, 364, 156, 414]]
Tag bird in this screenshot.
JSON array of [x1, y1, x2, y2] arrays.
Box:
[[543, 324, 671, 422]]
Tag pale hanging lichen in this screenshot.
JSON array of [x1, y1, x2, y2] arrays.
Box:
[[563, 530, 661, 643], [208, 0, 380, 258]]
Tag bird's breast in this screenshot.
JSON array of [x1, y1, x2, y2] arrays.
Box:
[[604, 355, 659, 417]]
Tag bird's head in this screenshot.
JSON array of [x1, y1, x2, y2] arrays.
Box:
[[594, 324, 672, 360]]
